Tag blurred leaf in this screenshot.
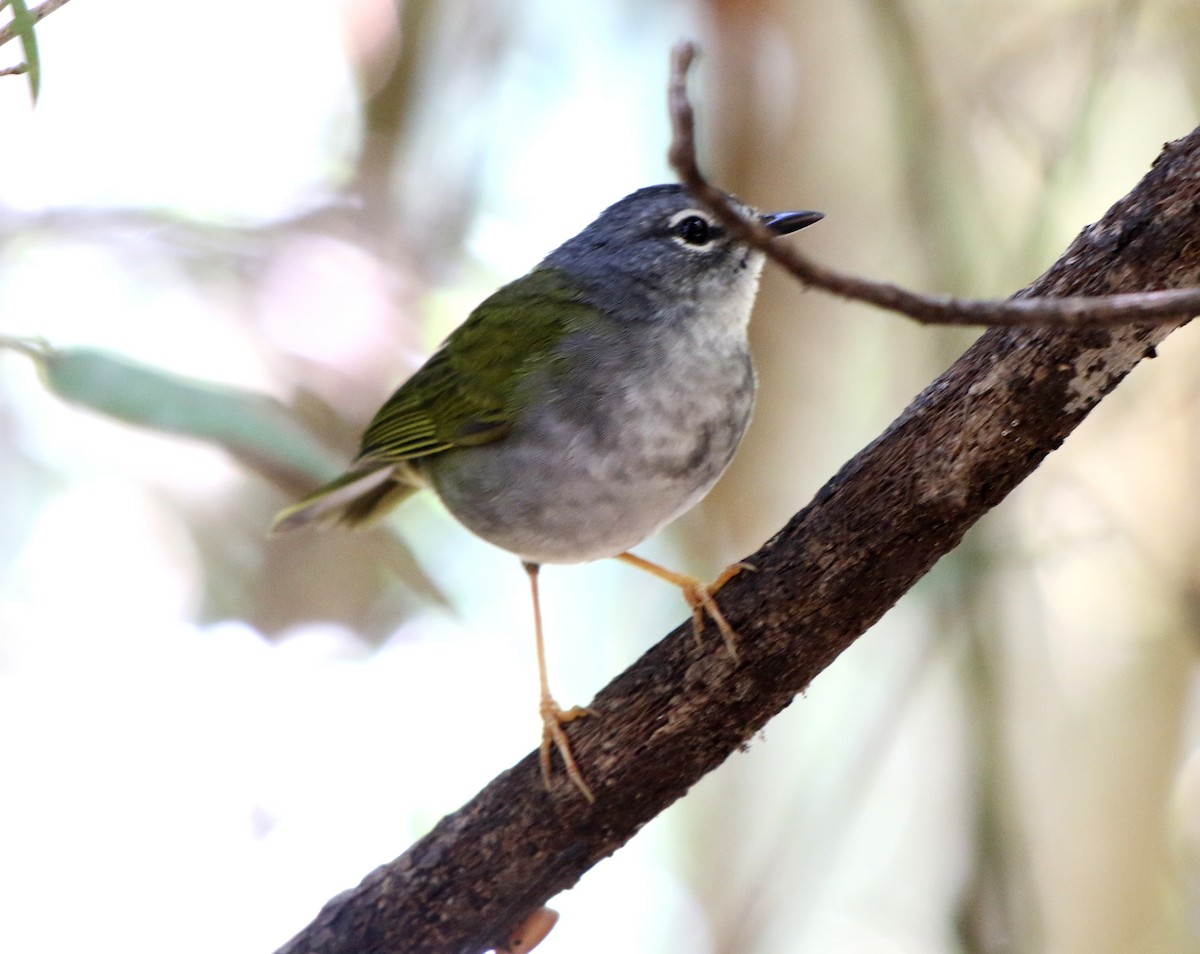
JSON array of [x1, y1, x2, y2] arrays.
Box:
[[7, 0, 39, 102], [5, 337, 338, 488], [1, 336, 448, 605]]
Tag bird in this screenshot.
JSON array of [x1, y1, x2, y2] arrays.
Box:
[[272, 184, 823, 800]]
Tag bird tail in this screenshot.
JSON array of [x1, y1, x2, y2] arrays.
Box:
[[271, 465, 420, 533]]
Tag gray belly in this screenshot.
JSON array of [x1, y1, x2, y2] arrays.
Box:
[[421, 352, 755, 564]]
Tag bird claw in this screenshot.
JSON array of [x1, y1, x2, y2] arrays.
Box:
[[615, 552, 751, 661], [539, 697, 595, 802], [679, 579, 740, 660], [680, 561, 753, 659]]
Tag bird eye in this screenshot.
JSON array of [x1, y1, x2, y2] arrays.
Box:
[[673, 214, 713, 246]]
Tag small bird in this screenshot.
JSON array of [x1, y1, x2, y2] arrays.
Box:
[[273, 184, 822, 800]]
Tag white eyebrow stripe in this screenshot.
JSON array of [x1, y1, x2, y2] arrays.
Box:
[[668, 208, 712, 228]]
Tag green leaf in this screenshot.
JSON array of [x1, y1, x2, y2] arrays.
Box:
[[8, 0, 39, 102], [7, 339, 339, 486], [1, 336, 449, 604]]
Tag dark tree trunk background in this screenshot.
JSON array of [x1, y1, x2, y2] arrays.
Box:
[[274, 127, 1200, 954]]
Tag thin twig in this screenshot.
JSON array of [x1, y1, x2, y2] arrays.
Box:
[[0, 0, 70, 49], [668, 40, 1200, 328]]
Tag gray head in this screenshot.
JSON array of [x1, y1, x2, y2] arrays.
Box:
[[538, 184, 822, 322]]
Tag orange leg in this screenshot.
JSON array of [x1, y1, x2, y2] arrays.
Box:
[[524, 562, 594, 802], [615, 552, 750, 659]]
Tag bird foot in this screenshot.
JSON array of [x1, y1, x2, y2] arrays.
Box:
[[678, 562, 752, 660], [615, 553, 753, 660], [679, 581, 730, 653], [539, 695, 595, 802]]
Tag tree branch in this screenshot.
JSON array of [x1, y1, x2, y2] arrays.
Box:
[[670, 40, 1200, 329], [0, 0, 70, 49], [274, 50, 1199, 954]]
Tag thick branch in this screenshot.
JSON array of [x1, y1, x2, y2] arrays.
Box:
[[275, 77, 1200, 954]]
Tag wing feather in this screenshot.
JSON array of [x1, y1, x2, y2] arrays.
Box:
[[272, 268, 597, 531], [356, 268, 593, 464]]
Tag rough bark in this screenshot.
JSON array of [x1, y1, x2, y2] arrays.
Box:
[[274, 128, 1200, 954]]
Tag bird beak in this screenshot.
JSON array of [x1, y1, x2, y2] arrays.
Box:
[[759, 209, 824, 236]]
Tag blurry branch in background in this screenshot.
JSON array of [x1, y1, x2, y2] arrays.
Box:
[[273, 46, 1200, 954], [0, 0, 73, 100], [671, 40, 1200, 329], [859, 0, 976, 293]]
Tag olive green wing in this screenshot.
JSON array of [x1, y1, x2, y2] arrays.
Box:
[[272, 269, 591, 532], [356, 268, 592, 463]]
